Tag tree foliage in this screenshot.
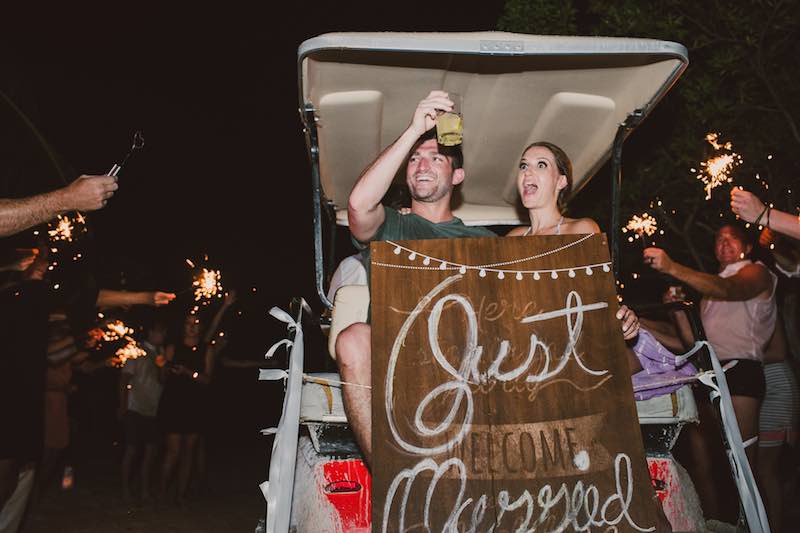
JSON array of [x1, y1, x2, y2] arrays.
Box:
[[498, 0, 800, 284]]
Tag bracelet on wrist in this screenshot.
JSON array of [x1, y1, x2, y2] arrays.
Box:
[[754, 205, 768, 226]]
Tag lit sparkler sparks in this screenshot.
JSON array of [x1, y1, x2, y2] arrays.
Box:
[[102, 320, 134, 342], [100, 319, 147, 367], [694, 133, 743, 200], [193, 268, 223, 302], [47, 213, 87, 242], [113, 340, 147, 367], [623, 212, 659, 241]]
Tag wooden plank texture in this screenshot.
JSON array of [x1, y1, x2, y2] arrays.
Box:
[[371, 234, 662, 533]]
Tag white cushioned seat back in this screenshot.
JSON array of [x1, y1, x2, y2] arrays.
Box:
[[327, 285, 370, 360], [635, 385, 698, 425], [300, 372, 347, 423]]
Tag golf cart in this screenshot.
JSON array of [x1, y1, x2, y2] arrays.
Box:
[[260, 32, 768, 533]]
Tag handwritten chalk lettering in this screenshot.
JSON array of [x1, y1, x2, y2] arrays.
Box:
[[382, 453, 654, 533], [443, 418, 609, 480], [520, 291, 609, 381], [385, 275, 610, 456], [390, 296, 539, 324]]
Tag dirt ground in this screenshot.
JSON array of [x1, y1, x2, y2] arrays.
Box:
[[22, 431, 268, 533]]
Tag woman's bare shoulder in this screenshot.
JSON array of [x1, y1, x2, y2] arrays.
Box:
[[506, 226, 529, 236], [564, 217, 601, 234]]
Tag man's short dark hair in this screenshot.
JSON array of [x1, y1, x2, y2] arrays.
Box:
[[718, 223, 752, 247], [411, 129, 463, 171]]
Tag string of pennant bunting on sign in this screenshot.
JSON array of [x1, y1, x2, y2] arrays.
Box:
[[373, 236, 612, 280]]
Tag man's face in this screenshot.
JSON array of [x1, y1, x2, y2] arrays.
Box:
[[714, 226, 750, 266], [405, 139, 464, 204]]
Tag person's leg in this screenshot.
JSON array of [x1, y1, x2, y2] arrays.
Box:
[[177, 434, 198, 505], [121, 444, 138, 502], [757, 444, 783, 533], [731, 395, 761, 469], [335, 323, 372, 465], [159, 433, 181, 501], [141, 444, 157, 502], [192, 436, 206, 498], [683, 415, 721, 519]]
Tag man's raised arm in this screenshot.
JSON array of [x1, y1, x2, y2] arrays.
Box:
[[348, 91, 453, 243], [0, 174, 118, 237]]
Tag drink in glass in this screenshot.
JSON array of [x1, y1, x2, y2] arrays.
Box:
[[436, 92, 463, 146]]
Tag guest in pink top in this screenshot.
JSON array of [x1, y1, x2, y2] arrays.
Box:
[[643, 224, 777, 518]]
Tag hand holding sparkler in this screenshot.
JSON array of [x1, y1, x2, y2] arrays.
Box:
[[642, 247, 674, 274], [151, 291, 177, 306], [61, 175, 118, 211], [730, 188, 767, 224]]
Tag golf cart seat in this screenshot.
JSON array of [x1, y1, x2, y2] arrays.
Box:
[[636, 384, 698, 425], [327, 284, 370, 360], [297, 284, 368, 423], [300, 372, 347, 423]]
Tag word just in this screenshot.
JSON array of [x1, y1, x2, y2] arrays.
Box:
[[385, 274, 611, 457]]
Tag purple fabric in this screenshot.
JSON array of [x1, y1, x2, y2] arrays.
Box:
[[631, 328, 698, 401]]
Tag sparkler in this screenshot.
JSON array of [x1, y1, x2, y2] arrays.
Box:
[[113, 340, 147, 367], [624, 212, 658, 240], [108, 131, 145, 177], [193, 268, 223, 302], [623, 212, 659, 251], [102, 319, 133, 341], [99, 319, 147, 367], [694, 132, 742, 200], [47, 212, 87, 242]]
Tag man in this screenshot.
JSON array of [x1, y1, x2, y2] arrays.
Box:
[[0, 173, 117, 237], [334, 91, 495, 465], [644, 224, 777, 518]]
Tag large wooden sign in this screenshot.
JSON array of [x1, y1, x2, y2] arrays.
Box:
[[371, 234, 662, 532]]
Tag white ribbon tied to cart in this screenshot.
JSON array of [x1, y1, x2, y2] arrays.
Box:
[[694, 340, 771, 533], [258, 304, 305, 533]]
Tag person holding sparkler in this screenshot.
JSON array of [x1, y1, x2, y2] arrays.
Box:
[[157, 313, 215, 506], [0, 174, 118, 238], [732, 189, 800, 278], [732, 188, 800, 242], [643, 225, 777, 475]]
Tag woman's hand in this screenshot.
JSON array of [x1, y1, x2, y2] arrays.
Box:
[[616, 305, 640, 341]]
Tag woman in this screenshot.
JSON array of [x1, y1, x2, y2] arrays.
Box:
[[507, 141, 600, 237], [507, 141, 640, 345], [157, 314, 215, 505]]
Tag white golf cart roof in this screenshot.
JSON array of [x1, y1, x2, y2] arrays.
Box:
[[298, 32, 688, 226]]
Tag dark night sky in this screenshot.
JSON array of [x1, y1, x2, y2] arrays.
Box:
[[0, 2, 506, 311]]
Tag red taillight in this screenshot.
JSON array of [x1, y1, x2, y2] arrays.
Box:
[[324, 480, 362, 494]]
